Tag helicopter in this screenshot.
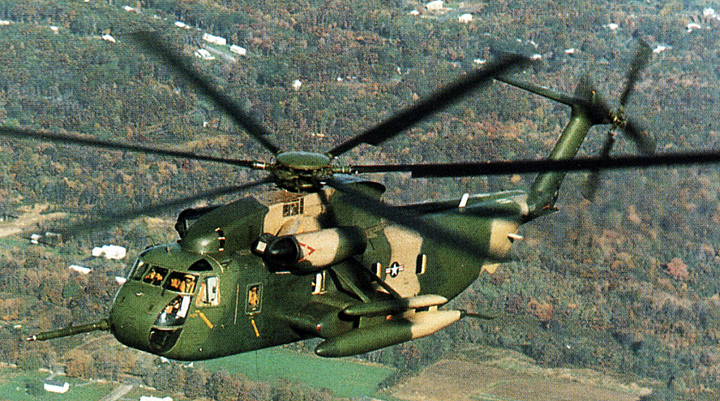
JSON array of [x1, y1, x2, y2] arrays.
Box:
[[5, 32, 720, 360]]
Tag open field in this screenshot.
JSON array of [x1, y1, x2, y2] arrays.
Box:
[[0, 367, 194, 401], [0, 205, 65, 240], [0, 369, 115, 401], [200, 346, 395, 398], [390, 346, 654, 401]]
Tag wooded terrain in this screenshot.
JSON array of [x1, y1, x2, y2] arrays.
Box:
[[1, 0, 720, 400]]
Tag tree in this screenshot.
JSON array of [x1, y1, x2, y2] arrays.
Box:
[[0, 298, 22, 321], [206, 370, 244, 401], [24, 379, 43, 397], [93, 350, 123, 380], [65, 348, 92, 378], [184, 367, 209, 399]]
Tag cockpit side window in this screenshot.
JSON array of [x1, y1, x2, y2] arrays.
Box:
[[163, 271, 198, 294], [142, 266, 168, 286], [129, 260, 147, 280]]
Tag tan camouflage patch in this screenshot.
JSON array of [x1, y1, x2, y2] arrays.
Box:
[[488, 219, 519, 260], [383, 225, 423, 297], [261, 190, 330, 235]]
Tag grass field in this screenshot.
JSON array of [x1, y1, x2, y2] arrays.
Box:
[[200, 346, 395, 398], [0, 370, 115, 401]]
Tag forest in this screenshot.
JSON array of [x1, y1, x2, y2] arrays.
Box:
[[1, 0, 720, 400]]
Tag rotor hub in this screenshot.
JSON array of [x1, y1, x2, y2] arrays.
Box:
[[276, 151, 331, 170], [274, 151, 334, 191]]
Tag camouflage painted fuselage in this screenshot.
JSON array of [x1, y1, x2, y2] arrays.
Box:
[[108, 176, 527, 360]]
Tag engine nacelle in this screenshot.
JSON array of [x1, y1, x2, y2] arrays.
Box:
[[255, 227, 367, 273]]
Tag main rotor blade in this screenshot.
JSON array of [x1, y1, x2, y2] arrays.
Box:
[[131, 31, 282, 155], [581, 130, 617, 201], [349, 150, 720, 177], [623, 118, 656, 155], [324, 178, 502, 262], [327, 54, 532, 157], [56, 177, 273, 238], [0, 127, 263, 168], [619, 39, 652, 107]]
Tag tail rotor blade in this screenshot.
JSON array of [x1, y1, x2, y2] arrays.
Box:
[[619, 39, 652, 107], [624, 118, 656, 155], [617, 39, 655, 155], [581, 130, 617, 200]]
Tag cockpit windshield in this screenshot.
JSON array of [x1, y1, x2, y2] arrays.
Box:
[[142, 265, 168, 285], [128, 259, 199, 294], [163, 271, 197, 294]]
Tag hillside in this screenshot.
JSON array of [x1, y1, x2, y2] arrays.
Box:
[[1, 0, 720, 400]]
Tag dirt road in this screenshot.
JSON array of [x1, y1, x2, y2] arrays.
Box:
[[0, 204, 65, 239]]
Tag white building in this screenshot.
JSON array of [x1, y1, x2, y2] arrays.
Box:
[[686, 22, 702, 32], [92, 245, 127, 260], [230, 45, 247, 56], [194, 49, 215, 60], [426, 1, 444, 12], [44, 380, 69, 394], [69, 264, 92, 274], [653, 44, 671, 54], [30, 233, 42, 244], [202, 33, 227, 46]]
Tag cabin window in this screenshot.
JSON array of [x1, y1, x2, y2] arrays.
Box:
[[142, 265, 168, 286], [163, 272, 198, 294], [245, 283, 263, 314], [149, 327, 182, 353], [282, 198, 304, 217], [416, 254, 427, 275], [197, 276, 220, 307]]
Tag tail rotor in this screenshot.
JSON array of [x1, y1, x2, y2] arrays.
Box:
[[581, 39, 655, 200]]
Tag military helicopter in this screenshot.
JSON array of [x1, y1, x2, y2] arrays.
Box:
[[4, 32, 720, 360]]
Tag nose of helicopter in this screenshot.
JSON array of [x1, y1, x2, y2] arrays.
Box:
[[108, 280, 173, 353]]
